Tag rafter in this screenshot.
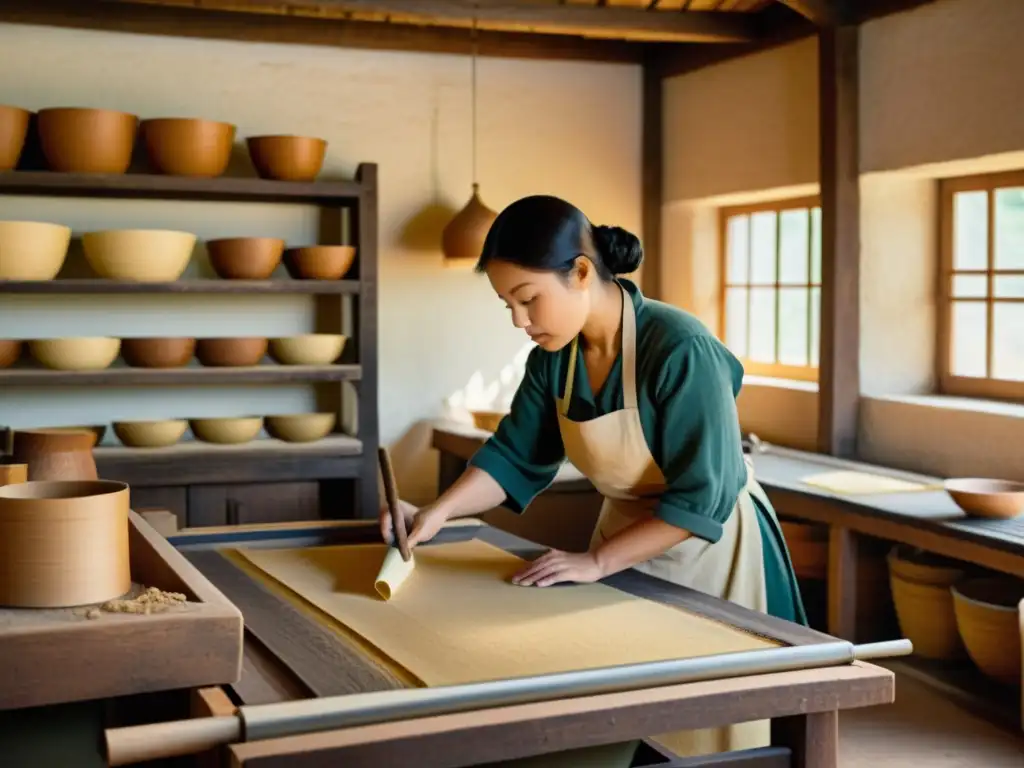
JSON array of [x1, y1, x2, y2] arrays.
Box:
[[774, 0, 833, 25], [111, 0, 757, 43]]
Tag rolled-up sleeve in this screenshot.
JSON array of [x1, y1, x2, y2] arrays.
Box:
[[468, 346, 565, 513], [652, 335, 747, 544]]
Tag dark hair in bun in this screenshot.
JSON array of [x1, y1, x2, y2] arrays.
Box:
[[475, 194, 643, 280]]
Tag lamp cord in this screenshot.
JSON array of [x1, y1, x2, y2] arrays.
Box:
[[471, 10, 478, 190]]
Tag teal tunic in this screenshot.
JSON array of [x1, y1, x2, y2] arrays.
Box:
[[470, 279, 807, 626]]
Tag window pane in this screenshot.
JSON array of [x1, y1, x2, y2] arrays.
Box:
[[724, 288, 749, 357], [994, 276, 1024, 298], [725, 215, 750, 284], [778, 288, 809, 366], [779, 208, 810, 285], [810, 207, 822, 284], [749, 287, 776, 363], [994, 187, 1024, 270], [992, 303, 1024, 381], [952, 274, 988, 298], [750, 211, 777, 284], [953, 190, 988, 270], [810, 287, 820, 367], [950, 301, 988, 377]]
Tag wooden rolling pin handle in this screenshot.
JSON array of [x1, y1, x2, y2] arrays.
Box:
[[105, 715, 242, 766]]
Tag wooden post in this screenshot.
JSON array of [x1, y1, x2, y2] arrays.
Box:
[[816, 21, 861, 458], [641, 54, 663, 300]]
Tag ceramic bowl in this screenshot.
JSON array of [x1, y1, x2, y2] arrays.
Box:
[[283, 245, 355, 280], [113, 419, 188, 448], [189, 417, 263, 445], [140, 118, 236, 177], [951, 577, 1024, 686], [0, 339, 22, 368], [206, 237, 285, 280], [268, 334, 346, 365], [246, 135, 326, 181], [470, 410, 507, 433], [120, 337, 196, 369], [0, 105, 31, 171], [944, 478, 1024, 519], [265, 413, 337, 443], [36, 107, 138, 174], [0, 221, 72, 280], [195, 337, 267, 367], [82, 229, 196, 281], [28, 337, 121, 371]]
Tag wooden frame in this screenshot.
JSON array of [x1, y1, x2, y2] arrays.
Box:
[[167, 518, 892, 768], [937, 168, 1024, 403], [717, 195, 822, 383]]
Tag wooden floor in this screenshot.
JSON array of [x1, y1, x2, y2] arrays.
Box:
[[840, 664, 1024, 766]]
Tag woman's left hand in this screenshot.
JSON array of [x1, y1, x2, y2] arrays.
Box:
[[511, 549, 604, 587]]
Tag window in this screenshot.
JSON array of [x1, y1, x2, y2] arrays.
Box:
[[719, 196, 822, 382], [939, 170, 1024, 402]]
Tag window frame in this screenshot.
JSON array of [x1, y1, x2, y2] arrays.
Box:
[[937, 169, 1024, 403], [717, 195, 822, 383]]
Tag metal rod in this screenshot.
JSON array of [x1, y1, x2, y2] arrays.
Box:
[[242, 639, 912, 741]]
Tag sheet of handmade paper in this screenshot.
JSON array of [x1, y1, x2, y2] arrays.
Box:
[[236, 538, 779, 686]]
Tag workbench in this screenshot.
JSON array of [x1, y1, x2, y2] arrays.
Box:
[[154, 517, 895, 768], [430, 420, 1024, 732]]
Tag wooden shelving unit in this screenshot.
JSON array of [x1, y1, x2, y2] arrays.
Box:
[[0, 163, 380, 523]]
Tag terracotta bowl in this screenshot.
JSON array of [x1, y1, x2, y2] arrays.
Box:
[[0, 105, 31, 171], [0, 479, 131, 608], [0, 339, 22, 368], [951, 577, 1024, 686], [206, 237, 285, 280], [82, 229, 196, 281], [0, 221, 72, 280], [195, 337, 268, 367], [284, 245, 356, 280], [944, 478, 1024, 519], [120, 337, 196, 368], [113, 419, 187, 448], [28, 337, 121, 371], [140, 118, 236, 177], [268, 334, 346, 365], [265, 413, 337, 444], [36, 107, 138, 174], [189, 417, 263, 445], [246, 135, 327, 182]]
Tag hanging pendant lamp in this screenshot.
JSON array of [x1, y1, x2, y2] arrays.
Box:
[[442, 14, 497, 265]]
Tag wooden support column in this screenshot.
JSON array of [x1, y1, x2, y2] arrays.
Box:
[[772, 711, 839, 768], [640, 54, 663, 300], [816, 21, 861, 458]]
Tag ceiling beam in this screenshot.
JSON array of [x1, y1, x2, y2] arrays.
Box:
[[113, 0, 758, 43], [773, 0, 833, 25]]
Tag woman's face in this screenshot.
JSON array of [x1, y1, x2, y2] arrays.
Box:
[[485, 258, 593, 352]]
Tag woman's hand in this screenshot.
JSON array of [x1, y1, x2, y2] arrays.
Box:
[[407, 505, 449, 547], [379, 498, 419, 545], [511, 549, 604, 588]]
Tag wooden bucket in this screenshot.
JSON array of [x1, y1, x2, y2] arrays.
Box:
[[952, 577, 1024, 686], [0, 480, 131, 607], [779, 519, 828, 580], [888, 545, 966, 661]]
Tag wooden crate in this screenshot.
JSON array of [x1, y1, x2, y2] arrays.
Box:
[[0, 511, 243, 710]]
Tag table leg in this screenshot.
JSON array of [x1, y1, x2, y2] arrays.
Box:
[[828, 526, 858, 640], [771, 711, 839, 768], [438, 453, 468, 495]]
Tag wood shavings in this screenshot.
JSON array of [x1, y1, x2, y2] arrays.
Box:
[[100, 586, 187, 615]]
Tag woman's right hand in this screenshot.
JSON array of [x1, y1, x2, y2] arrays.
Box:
[[380, 497, 419, 546]]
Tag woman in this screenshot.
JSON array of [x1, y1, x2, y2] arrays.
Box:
[[384, 193, 805, 621], [380, 195, 807, 755]]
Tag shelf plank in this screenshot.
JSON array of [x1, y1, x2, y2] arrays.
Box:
[[96, 435, 364, 486], [0, 279, 361, 295], [0, 170, 362, 203], [0, 365, 361, 387]]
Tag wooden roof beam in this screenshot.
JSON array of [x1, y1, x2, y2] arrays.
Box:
[[774, 0, 834, 26], [215, 0, 758, 43]]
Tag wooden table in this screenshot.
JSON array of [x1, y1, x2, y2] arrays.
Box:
[[166, 518, 895, 768]]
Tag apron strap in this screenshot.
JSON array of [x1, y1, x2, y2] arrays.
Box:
[[557, 283, 639, 415]]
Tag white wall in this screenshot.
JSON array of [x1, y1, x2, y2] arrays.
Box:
[[660, 0, 1024, 480], [0, 22, 642, 504]]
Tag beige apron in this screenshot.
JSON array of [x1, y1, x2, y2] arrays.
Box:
[[555, 285, 771, 758]]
